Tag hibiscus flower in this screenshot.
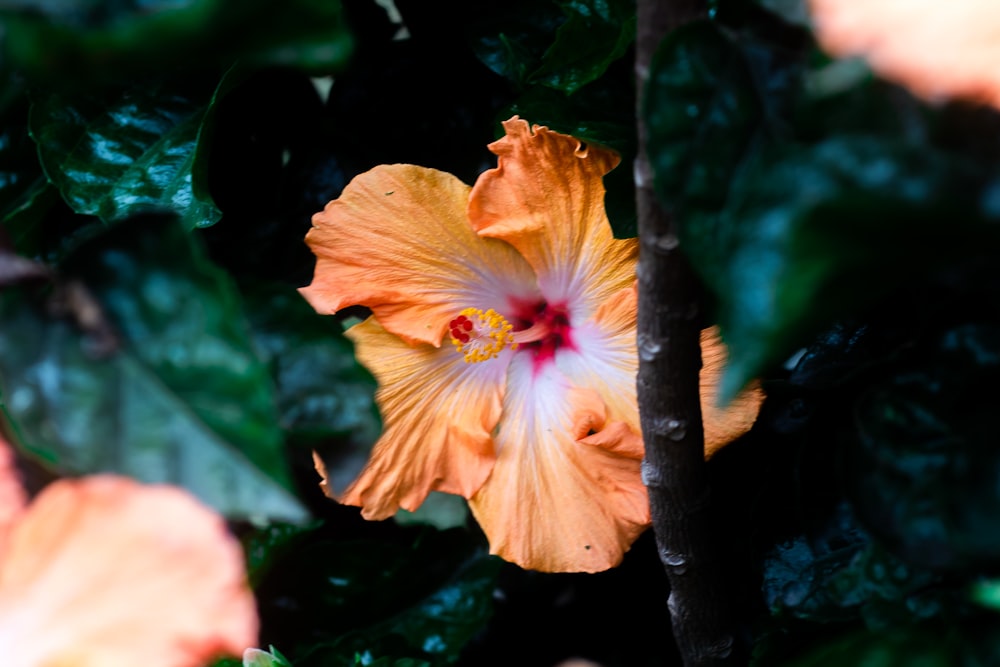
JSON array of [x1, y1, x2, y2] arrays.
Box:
[[808, 0, 1000, 108], [302, 117, 761, 573], [0, 436, 257, 666]]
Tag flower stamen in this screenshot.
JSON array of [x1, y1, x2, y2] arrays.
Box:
[[449, 308, 518, 363]]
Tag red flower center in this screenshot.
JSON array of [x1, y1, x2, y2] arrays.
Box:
[[447, 300, 574, 368], [509, 299, 575, 369]]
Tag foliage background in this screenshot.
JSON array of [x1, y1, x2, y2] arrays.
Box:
[[1, 0, 1000, 665]]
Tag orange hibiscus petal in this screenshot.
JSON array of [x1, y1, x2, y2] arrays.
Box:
[[556, 285, 762, 460], [701, 326, 764, 457], [556, 284, 642, 459], [0, 476, 257, 667], [0, 434, 27, 555], [335, 316, 507, 519], [469, 354, 650, 573], [301, 164, 538, 346], [809, 0, 1000, 107], [468, 118, 637, 321]]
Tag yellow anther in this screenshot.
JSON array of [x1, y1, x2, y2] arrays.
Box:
[[448, 308, 518, 364]]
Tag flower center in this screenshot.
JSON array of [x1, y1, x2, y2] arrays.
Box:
[[449, 301, 574, 365], [449, 308, 518, 363]]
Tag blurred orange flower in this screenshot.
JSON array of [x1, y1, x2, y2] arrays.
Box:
[[302, 117, 760, 572], [0, 438, 257, 666], [808, 0, 1000, 107]]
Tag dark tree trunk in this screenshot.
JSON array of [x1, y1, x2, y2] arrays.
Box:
[[635, 1, 741, 665]]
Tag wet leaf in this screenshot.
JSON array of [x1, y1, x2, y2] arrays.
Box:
[[29, 78, 222, 230], [0, 215, 306, 522]]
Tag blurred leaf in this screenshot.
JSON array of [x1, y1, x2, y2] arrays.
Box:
[[244, 647, 294, 667], [849, 323, 1000, 572], [395, 492, 469, 531], [765, 622, 1000, 667], [29, 78, 222, 230], [0, 103, 43, 217], [644, 19, 800, 211], [0, 0, 352, 84], [360, 659, 430, 667], [756, 0, 811, 27], [0, 216, 306, 522], [257, 527, 500, 665], [972, 580, 1000, 611], [679, 137, 1000, 399], [243, 521, 321, 587], [1, 181, 61, 259]]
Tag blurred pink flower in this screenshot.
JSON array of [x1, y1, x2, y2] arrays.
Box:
[[809, 0, 1000, 107], [0, 436, 258, 666]]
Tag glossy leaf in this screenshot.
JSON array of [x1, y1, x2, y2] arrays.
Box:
[[0, 216, 306, 522], [29, 79, 221, 230], [531, 0, 636, 94], [469, 0, 634, 95]]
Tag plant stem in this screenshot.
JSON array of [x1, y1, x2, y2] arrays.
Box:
[[635, 1, 740, 665]]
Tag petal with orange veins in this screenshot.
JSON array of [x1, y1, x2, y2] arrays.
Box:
[[700, 326, 764, 458], [556, 283, 642, 459], [300, 164, 538, 347], [468, 118, 637, 320], [561, 285, 761, 459], [469, 354, 650, 573], [335, 316, 508, 519], [809, 0, 1000, 108], [0, 476, 257, 667]]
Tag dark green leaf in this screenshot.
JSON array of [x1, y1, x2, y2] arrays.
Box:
[[681, 138, 1000, 399], [756, 0, 811, 27], [849, 324, 1000, 571], [468, 0, 634, 95], [243, 521, 321, 587], [531, 0, 636, 94], [257, 527, 500, 665], [0, 216, 306, 521], [0, 180, 60, 260], [762, 505, 941, 626], [241, 280, 378, 495], [29, 78, 221, 230], [644, 19, 800, 211], [467, 2, 567, 89], [242, 281, 378, 443], [502, 63, 636, 237], [767, 622, 1000, 667], [0, 0, 352, 84]]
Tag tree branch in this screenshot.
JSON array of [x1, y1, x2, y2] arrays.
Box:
[[635, 1, 739, 665]]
